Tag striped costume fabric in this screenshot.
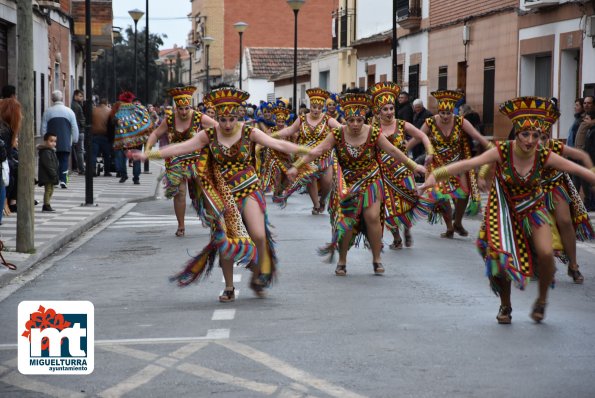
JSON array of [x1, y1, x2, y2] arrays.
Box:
[[477, 141, 552, 293], [319, 124, 384, 261]]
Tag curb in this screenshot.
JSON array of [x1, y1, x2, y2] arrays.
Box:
[[0, 173, 162, 290]]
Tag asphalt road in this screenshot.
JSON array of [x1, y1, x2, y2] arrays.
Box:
[[1, 193, 594, 397]]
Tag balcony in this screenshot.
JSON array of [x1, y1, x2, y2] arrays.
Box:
[[397, 0, 422, 30]]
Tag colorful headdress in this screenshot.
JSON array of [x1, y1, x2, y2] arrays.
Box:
[[326, 92, 339, 106], [113, 103, 153, 150], [339, 93, 371, 118], [499, 96, 557, 134], [272, 100, 291, 123], [203, 87, 250, 116], [203, 100, 215, 111], [259, 101, 275, 114], [541, 99, 561, 137], [118, 91, 136, 104], [306, 88, 330, 106], [431, 90, 464, 112], [168, 86, 196, 107], [368, 82, 401, 109]]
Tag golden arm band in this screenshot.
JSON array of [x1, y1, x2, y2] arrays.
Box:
[[432, 166, 450, 182], [146, 149, 162, 160], [478, 164, 491, 179], [591, 167, 595, 174], [292, 157, 307, 169], [270, 131, 281, 139], [404, 158, 418, 171], [295, 145, 311, 156], [144, 143, 153, 153], [485, 141, 495, 150]]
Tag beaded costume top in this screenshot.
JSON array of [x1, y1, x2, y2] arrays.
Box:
[[298, 114, 331, 146], [425, 115, 465, 167], [166, 111, 203, 143], [332, 124, 381, 186]]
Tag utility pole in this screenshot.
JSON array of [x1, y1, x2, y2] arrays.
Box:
[[392, 1, 398, 83], [16, 0, 35, 252]]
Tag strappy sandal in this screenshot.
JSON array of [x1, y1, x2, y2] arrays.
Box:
[[567, 265, 584, 284], [250, 279, 267, 298], [404, 229, 413, 247], [318, 199, 327, 214], [335, 264, 347, 276], [175, 228, 185, 237], [530, 301, 546, 323], [311, 207, 322, 215], [219, 287, 235, 303], [389, 238, 403, 250], [496, 305, 512, 324], [373, 262, 384, 275], [453, 224, 469, 237], [440, 229, 454, 239]]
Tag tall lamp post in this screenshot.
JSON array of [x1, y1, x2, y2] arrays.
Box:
[[186, 44, 195, 86], [203, 36, 214, 93], [167, 53, 176, 85], [233, 22, 248, 90], [145, 0, 150, 104], [112, 26, 122, 103], [287, 0, 305, 111], [128, 8, 145, 95]]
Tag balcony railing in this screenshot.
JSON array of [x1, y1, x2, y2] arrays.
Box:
[[397, 0, 422, 30]]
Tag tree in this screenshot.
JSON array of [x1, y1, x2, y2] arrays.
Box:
[[92, 27, 165, 104]]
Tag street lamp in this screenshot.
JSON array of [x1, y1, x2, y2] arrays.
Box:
[[112, 26, 122, 103], [203, 36, 214, 92], [233, 22, 248, 90], [186, 44, 195, 86], [287, 0, 305, 111], [166, 53, 176, 85], [128, 8, 145, 95]]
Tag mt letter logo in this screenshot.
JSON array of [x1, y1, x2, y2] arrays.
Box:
[[18, 301, 94, 375]]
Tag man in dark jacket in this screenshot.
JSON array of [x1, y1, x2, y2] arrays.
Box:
[[397, 91, 414, 123], [41, 90, 79, 188], [71, 89, 86, 174], [411, 99, 433, 161]]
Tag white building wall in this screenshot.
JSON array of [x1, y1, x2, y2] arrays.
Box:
[[518, 18, 594, 138], [356, 56, 391, 88], [397, 32, 429, 101], [244, 78, 274, 104], [311, 54, 340, 93], [33, 14, 49, 135]]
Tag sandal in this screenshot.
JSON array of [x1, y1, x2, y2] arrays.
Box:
[[440, 229, 454, 239], [496, 305, 512, 324], [373, 262, 384, 275], [219, 287, 235, 303], [567, 265, 584, 284], [250, 279, 267, 298], [453, 224, 469, 237], [404, 229, 413, 247], [175, 228, 185, 237], [335, 264, 347, 276], [530, 301, 546, 323], [311, 207, 322, 215], [389, 238, 403, 250]]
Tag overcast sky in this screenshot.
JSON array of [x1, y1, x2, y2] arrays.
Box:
[[112, 0, 191, 50]]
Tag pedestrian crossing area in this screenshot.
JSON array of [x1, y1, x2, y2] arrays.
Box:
[[0, 171, 160, 250], [107, 211, 203, 229]]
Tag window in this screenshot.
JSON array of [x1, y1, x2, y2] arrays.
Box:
[[534, 55, 551, 97], [34, 71, 37, 134], [483, 59, 495, 136], [396, 0, 409, 18], [319, 70, 330, 90], [396, 64, 404, 87], [438, 66, 448, 90], [0, 22, 8, 92], [54, 63, 61, 91], [408, 64, 419, 100], [41, 73, 45, 118]]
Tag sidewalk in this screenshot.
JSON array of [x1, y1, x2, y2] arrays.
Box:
[[0, 160, 164, 288]]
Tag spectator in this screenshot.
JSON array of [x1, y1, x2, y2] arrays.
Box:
[[91, 98, 113, 176], [1, 85, 16, 99], [0, 97, 22, 213], [41, 90, 79, 188], [581, 110, 595, 210], [37, 132, 59, 212], [396, 91, 413, 123], [411, 98, 433, 161], [460, 103, 483, 155], [574, 95, 594, 150], [70, 89, 86, 175], [566, 97, 584, 147]]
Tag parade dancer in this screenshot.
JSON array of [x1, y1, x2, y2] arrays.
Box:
[[420, 96, 595, 323], [325, 93, 345, 124], [144, 86, 218, 237], [368, 82, 434, 249], [413, 90, 492, 238], [538, 101, 594, 283], [287, 92, 426, 276], [274, 88, 343, 214], [132, 87, 310, 302]]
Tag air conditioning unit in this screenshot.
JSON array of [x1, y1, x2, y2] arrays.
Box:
[[37, 0, 60, 10], [523, 0, 560, 10]]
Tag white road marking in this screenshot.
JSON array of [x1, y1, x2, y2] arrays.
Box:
[[212, 309, 236, 321], [98, 364, 166, 398], [176, 362, 278, 395], [98, 345, 160, 361], [222, 274, 242, 283], [1, 369, 87, 398], [217, 340, 367, 398], [220, 289, 241, 299]]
